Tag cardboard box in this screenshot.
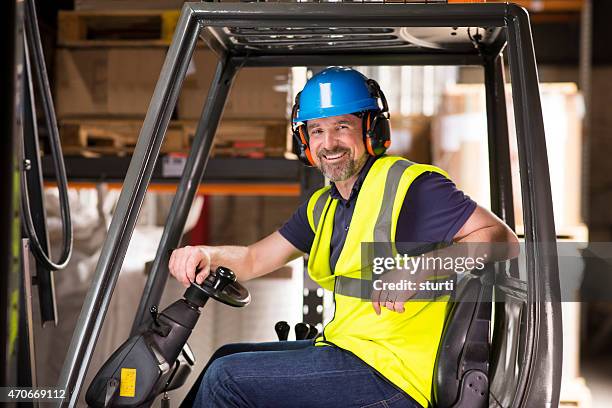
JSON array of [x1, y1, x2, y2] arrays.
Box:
[[387, 115, 432, 164], [178, 49, 290, 120], [55, 47, 290, 121], [55, 48, 166, 118], [432, 83, 584, 231]]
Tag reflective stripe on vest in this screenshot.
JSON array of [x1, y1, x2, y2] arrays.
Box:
[[306, 156, 450, 408], [313, 190, 331, 232], [306, 186, 331, 233], [335, 274, 456, 300]]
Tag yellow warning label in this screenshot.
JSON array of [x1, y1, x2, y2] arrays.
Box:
[[120, 368, 137, 397]]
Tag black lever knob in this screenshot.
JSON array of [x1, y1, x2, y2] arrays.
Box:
[[306, 324, 318, 339], [150, 305, 159, 323], [206, 266, 236, 292], [275, 321, 290, 341], [295, 322, 309, 340]]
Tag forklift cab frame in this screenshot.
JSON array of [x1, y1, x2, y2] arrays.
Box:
[[56, 2, 562, 407]]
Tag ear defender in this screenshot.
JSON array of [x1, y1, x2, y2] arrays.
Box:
[[291, 92, 316, 166], [363, 79, 391, 157], [296, 124, 315, 166]]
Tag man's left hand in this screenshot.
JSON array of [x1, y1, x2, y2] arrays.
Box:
[[371, 268, 420, 315]]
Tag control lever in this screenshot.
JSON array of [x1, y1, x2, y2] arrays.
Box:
[[275, 321, 290, 341], [86, 266, 250, 407], [103, 378, 119, 408], [150, 305, 159, 323], [149, 305, 171, 337], [295, 322, 310, 340], [306, 324, 318, 339]]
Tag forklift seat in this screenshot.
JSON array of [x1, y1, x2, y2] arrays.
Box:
[[433, 271, 492, 408]]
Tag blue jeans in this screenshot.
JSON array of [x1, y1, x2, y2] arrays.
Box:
[[189, 340, 422, 408]]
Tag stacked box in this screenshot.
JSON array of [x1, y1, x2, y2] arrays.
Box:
[[432, 83, 584, 232], [387, 114, 432, 164], [55, 48, 166, 118], [178, 49, 290, 120]]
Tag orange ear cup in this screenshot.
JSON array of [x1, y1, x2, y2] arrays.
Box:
[[366, 138, 376, 156], [299, 126, 315, 166], [365, 112, 376, 156]]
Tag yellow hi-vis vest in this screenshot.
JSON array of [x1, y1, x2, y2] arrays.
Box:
[[306, 156, 450, 408]]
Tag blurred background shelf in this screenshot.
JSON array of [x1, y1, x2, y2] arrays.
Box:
[[57, 9, 180, 47], [58, 118, 288, 158], [42, 156, 304, 184]]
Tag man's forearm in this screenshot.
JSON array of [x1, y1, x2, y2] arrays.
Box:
[[196, 232, 304, 282], [454, 223, 520, 262], [397, 224, 519, 282], [418, 224, 519, 279]]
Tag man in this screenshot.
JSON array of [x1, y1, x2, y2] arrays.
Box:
[[170, 67, 518, 408]]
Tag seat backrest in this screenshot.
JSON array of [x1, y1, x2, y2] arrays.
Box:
[[433, 274, 491, 408]]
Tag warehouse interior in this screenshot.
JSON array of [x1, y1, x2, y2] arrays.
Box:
[[2, 0, 612, 407]]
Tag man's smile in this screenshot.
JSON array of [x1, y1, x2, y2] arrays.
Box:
[[322, 151, 348, 162]]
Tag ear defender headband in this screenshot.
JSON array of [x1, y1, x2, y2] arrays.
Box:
[[291, 78, 392, 167]]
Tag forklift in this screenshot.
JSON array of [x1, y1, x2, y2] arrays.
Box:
[[1, 1, 562, 407]]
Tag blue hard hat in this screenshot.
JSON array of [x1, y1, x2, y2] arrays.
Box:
[[293, 67, 380, 123]]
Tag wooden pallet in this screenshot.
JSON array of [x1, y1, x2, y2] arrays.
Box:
[[183, 120, 287, 158], [59, 119, 288, 158], [57, 9, 180, 47], [60, 119, 189, 156]]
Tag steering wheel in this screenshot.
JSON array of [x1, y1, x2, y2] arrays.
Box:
[[184, 266, 251, 308]]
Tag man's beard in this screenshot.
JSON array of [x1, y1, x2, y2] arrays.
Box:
[[317, 148, 367, 182]]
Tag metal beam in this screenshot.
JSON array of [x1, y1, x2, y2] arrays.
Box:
[[130, 54, 239, 333], [505, 4, 562, 408], [484, 53, 514, 230], [235, 53, 484, 67], [190, 2, 509, 28], [56, 4, 201, 406], [578, 0, 591, 224]]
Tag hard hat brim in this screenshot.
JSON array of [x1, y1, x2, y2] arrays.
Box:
[[293, 98, 379, 123]]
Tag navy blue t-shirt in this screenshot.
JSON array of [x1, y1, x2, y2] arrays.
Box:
[[278, 156, 477, 272]]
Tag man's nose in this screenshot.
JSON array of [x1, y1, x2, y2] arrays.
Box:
[[322, 131, 340, 150]]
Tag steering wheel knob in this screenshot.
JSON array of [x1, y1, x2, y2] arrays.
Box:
[[213, 266, 236, 291], [185, 266, 250, 308]]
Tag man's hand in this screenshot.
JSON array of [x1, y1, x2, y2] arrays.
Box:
[[371, 268, 428, 315], [169, 246, 212, 288], [372, 269, 406, 315]]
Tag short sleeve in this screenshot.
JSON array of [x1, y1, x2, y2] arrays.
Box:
[[278, 200, 315, 254], [395, 172, 477, 252]]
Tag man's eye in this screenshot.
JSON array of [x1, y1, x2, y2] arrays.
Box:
[[311, 129, 322, 135]]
